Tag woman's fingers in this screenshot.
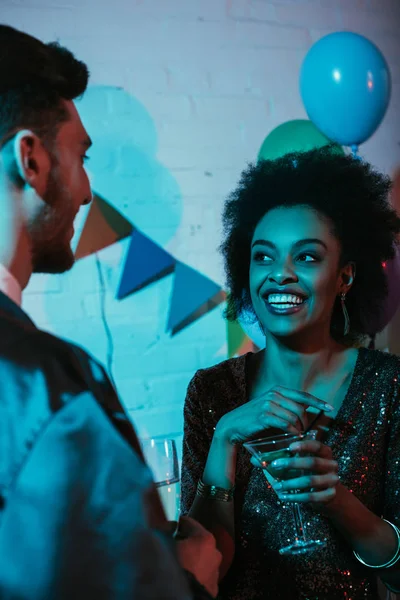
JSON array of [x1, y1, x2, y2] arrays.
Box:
[[268, 395, 308, 431], [250, 456, 262, 468], [250, 455, 339, 476], [233, 385, 333, 444], [275, 472, 339, 493], [250, 386, 333, 435], [271, 456, 339, 474], [289, 440, 332, 458], [272, 386, 334, 412], [262, 415, 300, 435], [278, 487, 337, 504], [262, 401, 304, 433]]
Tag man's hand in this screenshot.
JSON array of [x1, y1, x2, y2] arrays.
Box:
[[175, 516, 222, 598]]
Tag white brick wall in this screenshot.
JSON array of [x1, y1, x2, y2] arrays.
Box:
[[2, 0, 400, 443]]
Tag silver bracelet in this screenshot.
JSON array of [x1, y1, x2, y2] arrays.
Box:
[[196, 479, 235, 502], [353, 519, 400, 569]]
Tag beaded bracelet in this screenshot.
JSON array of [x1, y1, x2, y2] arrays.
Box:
[[353, 519, 400, 569], [196, 479, 235, 502]]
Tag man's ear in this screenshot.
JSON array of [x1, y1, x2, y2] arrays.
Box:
[[12, 130, 51, 193], [340, 261, 356, 294]]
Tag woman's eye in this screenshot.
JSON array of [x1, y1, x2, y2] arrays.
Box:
[[253, 252, 273, 263], [297, 253, 318, 263], [81, 154, 90, 164]]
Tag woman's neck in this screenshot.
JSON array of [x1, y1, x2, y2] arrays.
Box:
[[259, 333, 347, 392]]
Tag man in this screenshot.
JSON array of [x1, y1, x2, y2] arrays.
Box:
[[0, 24, 221, 599]]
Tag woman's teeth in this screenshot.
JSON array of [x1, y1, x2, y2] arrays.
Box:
[[267, 294, 305, 307]]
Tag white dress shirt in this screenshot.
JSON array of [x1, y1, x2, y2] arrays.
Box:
[[0, 263, 22, 307]]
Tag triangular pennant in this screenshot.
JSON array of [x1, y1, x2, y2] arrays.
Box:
[[117, 230, 176, 299], [75, 194, 133, 260], [227, 320, 255, 358], [168, 262, 223, 333]]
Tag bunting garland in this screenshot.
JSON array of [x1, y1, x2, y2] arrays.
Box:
[[75, 194, 133, 260], [76, 195, 228, 339], [167, 262, 225, 334], [117, 229, 176, 300], [226, 320, 255, 358]]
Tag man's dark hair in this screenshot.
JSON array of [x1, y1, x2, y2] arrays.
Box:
[[220, 146, 400, 342], [0, 24, 89, 147]]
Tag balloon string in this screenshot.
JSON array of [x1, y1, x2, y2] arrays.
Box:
[[351, 144, 362, 161]]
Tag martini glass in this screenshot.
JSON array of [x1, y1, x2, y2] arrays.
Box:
[[244, 430, 326, 555]]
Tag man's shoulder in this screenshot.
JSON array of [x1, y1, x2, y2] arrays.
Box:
[[0, 313, 115, 415], [0, 316, 132, 494]]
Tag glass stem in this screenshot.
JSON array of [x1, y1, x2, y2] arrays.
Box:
[[291, 502, 307, 542]]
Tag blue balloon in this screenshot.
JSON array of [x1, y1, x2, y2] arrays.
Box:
[[300, 32, 391, 148]]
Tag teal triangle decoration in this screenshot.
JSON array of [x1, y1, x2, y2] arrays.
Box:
[[117, 229, 176, 299], [167, 262, 223, 332]]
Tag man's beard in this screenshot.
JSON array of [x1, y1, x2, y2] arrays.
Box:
[[30, 165, 75, 275]]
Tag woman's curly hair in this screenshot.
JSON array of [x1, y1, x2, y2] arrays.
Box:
[[220, 146, 400, 343]]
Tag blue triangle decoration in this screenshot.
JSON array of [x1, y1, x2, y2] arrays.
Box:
[[167, 262, 222, 332], [117, 229, 176, 299]]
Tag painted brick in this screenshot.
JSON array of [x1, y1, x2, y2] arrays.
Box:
[[171, 168, 240, 198], [134, 92, 193, 123], [128, 406, 185, 440], [234, 20, 311, 49], [145, 374, 192, 409], [227, 0, 276, 21], [192, 95, 270, 123], [339, 7, 400, 34], [367, 34, 400, 67], [1, 5, 75, 39], [112, 343, 200, 380], [367, 0, 400, 12], [115, 378, 151, 412], [126, 0, 228, 21], [274, 3, 341, 29], [166, 64, 211, 95], [207, 67, 252, 97], [24, 273, 63, 295]]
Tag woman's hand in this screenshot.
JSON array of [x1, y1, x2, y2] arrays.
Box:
[[262, 439, 339, 507], [215, 386, 333, 445]]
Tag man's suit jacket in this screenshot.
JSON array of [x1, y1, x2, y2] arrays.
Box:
[[0, 292, 208, 599]]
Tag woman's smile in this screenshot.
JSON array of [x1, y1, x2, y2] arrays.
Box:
[[250, 205, 345, 341]]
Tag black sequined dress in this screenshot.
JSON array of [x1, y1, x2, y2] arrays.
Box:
[[181, 348, 400, 599]]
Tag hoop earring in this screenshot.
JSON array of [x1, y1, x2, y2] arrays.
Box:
[[340, 293, 350, 336]]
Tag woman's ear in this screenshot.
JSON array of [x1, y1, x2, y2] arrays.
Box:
[[340, 261, 356, 294]]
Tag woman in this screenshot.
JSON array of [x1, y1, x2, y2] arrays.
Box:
[[181, 147, 400, 599]]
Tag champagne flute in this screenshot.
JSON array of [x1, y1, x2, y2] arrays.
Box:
[[140, 438, 180, 522], [244, 430, 326, 555]]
